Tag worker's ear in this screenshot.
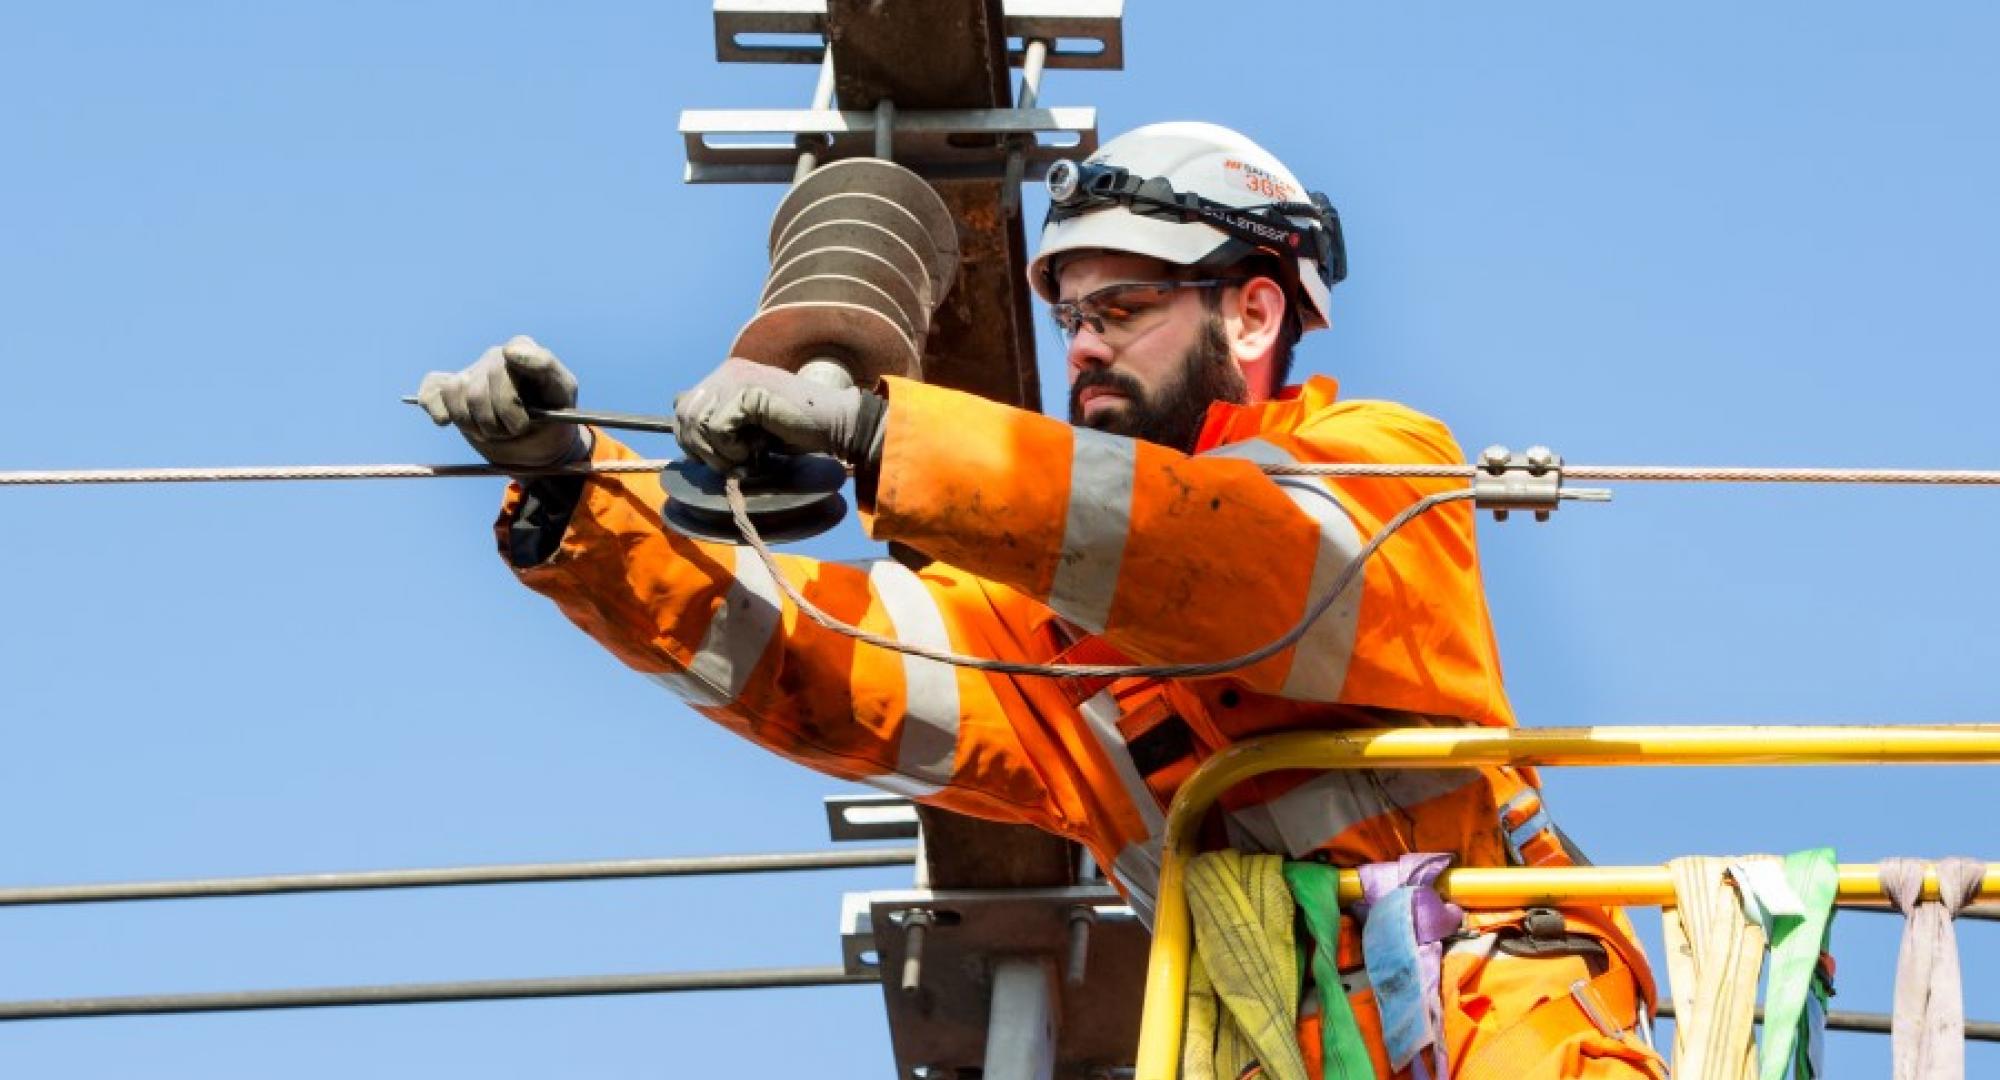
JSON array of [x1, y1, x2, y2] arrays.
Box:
[[1222, 275, 1288, 399]]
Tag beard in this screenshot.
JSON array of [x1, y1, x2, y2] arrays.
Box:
[[1068, 316, 1248, 452]]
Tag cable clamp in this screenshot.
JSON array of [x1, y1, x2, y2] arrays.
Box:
[[1474, 445, 1611, 522]]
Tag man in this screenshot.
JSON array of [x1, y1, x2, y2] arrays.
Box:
[[421, 123, 1663, 1077]]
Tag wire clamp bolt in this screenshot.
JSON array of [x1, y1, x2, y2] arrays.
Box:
[[1474, 444, 1610, 522]]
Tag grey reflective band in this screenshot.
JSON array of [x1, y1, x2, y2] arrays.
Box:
[[648, 547, 785, 708], [864, 561, 962, 795], [1228, 768, 1485, 858], [1200, 439, 1364, 702], [1049, 428, 1137, 632]]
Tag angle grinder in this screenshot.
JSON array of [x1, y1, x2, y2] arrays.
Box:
[[659, 157, 960, 544]]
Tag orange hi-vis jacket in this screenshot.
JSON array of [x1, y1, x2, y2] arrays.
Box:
[[503, 374, 1666, 1076], [502, 374, 1568, 921]]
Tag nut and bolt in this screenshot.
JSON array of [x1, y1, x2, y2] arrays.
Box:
[[1064, 906, 1097, 988], [895, 909, 936, 995]]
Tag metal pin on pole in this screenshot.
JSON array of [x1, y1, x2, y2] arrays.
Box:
[[1063, 905, 1095, 988], [793, 48, 838, 184], [898, 909, 934, 995], [874, 99, 896, 160], [1001, 39, 1051, 217]]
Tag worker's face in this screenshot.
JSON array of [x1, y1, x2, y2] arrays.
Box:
[[1054, 253, 1247, 452]]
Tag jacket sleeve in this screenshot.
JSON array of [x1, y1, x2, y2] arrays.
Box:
[[498, 431, 1098, 835], [868, 378, 1512, 725]]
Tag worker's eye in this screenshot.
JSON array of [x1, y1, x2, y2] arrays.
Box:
[[1087, 283, 1173, 324]]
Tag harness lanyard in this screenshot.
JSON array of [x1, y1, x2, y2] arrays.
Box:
[[1282, 862, 1377, 1080], [1751, 849, 1838, 1080], [1355, 853, 1463, 1080]]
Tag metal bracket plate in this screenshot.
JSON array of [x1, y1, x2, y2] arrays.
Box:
[[713, 0, 1126, 71], [681, 106, 1097, 184], [845, 885, 1145, 1079], [825, 793, 921, 842]]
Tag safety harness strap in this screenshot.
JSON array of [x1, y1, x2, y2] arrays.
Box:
[[1496, 788, 1568, 868]]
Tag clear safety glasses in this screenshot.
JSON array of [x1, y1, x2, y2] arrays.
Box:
[[1048, 278, 1241, 344]]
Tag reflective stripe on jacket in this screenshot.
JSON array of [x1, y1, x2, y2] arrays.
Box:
[[503, 375, 1537, 920]]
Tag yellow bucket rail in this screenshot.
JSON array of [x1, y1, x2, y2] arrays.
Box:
[[1132, 723, 2000, 1080]]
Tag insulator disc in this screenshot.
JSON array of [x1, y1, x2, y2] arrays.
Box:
[[772, 159, 958, 306], [760, 246, 925, 339], [729, 300, 921, 383]]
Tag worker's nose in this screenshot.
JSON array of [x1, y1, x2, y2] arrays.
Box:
[[1065, 324, 1114, 378]]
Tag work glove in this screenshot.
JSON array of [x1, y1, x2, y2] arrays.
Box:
[[418, 336, 588, 469], [672, 357, 886, 475]]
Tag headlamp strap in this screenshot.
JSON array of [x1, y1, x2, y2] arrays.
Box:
[[1048, 160, 1346, 286]]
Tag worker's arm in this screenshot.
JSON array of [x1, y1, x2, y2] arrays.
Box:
[[867, 377, 1510, 723], [499, 432, 1099, 834], [420, 343, 1100, 837]]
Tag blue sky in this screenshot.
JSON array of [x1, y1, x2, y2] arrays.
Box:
[[2, 2, 1995, 1076]]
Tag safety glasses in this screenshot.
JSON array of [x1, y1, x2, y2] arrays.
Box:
[[1048, 278, 1241, 343]]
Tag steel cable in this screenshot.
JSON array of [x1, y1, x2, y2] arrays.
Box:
[[9, 461, 2000, 486], [0, 461, 665, 486], [8, 461, 2000, 487]]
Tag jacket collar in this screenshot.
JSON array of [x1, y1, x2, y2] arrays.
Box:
[[1193, 374, 1341, 453]]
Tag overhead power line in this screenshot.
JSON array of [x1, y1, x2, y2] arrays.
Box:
[[0, 968, 876, 1022], [0, 847, 918, 907], [6, 461, 2000, 488]]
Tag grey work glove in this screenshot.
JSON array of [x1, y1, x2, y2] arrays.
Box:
[[672, 357, 886, 475], [418, 336, 588, 469]]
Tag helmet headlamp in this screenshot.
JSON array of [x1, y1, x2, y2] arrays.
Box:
[[1042, 158, 1347, 288]]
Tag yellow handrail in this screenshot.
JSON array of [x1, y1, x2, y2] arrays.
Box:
[[1133, 723, 2000, 1080]]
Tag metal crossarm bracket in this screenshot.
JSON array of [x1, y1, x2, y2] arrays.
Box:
[[714, 0, 1125, 70], [1473, 444, 1612, 521], [824, 793, 920, 841], [844, 885, 1144, 1079], [682, 106, 1097, 183]]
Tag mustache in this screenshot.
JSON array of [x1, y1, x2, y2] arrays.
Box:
[[1068, 367, 1148, 418]]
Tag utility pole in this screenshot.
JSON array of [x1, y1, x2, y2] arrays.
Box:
[[684, 4, 1142, 1077]]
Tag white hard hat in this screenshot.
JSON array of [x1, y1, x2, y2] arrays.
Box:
[[1028, 121, 1345, 332]]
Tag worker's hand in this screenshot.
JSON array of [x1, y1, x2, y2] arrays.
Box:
[[418, 336, 588, 469], [673, 358, 885, 474]]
